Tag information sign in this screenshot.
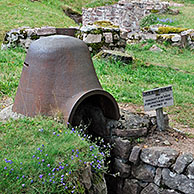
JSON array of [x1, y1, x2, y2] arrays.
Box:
[[143, 86, 174, 111]]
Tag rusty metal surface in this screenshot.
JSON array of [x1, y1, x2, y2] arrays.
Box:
[[13, 35, 120, 123]]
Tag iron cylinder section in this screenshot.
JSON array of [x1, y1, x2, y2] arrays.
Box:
[[13, 35, 120, 124]]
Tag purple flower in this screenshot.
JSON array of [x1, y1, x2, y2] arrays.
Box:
[[39, 128, 43, 132], [47, 164, 50, 167], [20, 162, 23, 165], [53, 132, 56, 135], [42, 144, 44, 147], [76, 155, 78, 157], [45, 154, 48, 156], [72, 149, 74, 152], [42, 182, 44, 184], [22, 184, 25, 187], [4, 167, 7, 170], [31, 180, 33, 183], [61, 175, 64, 178], [16, 176, 19, 179], [57, 134, 60, 136], [32, 155, 35, 158], [52, 168, 55, 172], [37, 157, 40, 160], [69, 171, 71, 174], [22, 175, 25, 178], [42, 159, 45, 162], [39, 174, 43, 179], [48, 173, 51, 176], [49, 179, 52, 182], [37, 148, 40, 150], [53, 181, 55, 184]]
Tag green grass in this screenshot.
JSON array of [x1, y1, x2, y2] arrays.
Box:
[[0, 47, 25, 98], [126, 41, 194, 74], [157, 4, 194, 29], [0, 116, 107, 193], [0, 0, 76, 44], [93, 53, 194, 128]]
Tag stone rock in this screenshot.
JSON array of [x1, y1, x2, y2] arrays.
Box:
[[140, 147, 179, 167], [173, 153, 193, 174], [132, 163, 156, 182], [171, 34, 181, 42], [81, 164, 92, 190], [103, 32, 113, 43], [187, 161, 194, 180], [113, 127, 148, 138], [114, 158, 131, 178], [123, 179, 142, 194], [112, 137, 132, 160], [168, 9, 180, 15], [142, 33, 157, 40], [37, 27, 56, 36], [0, 105, 24, 120], [140, 183, 160, 194], [83, 34, 102, 43], [149, 45, 163, 52], [90, 173, 107, 194], [154, 168, 162, 186], [163, 140, 171, 146], [94, 50, 132, 64], [160, 189, 180, 194], [162, 168, 194, 194], [129, 146, 141, 165]]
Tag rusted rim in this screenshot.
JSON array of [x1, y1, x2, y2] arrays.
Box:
[[67, 89, 120, 124]]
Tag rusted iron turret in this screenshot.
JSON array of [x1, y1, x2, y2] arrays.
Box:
[[13, 35, 120, 125]]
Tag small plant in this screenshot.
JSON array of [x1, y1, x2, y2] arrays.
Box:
[[140, 14, 158, 27]]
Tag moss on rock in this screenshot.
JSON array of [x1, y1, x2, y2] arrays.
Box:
[[93, 21, 119, 29], [157, 26, 188, 34]]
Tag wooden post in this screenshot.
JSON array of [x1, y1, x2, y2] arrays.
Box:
[[156, 107, 165, 131]]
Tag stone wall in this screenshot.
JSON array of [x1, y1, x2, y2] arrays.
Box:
[[77, 23, 126, 53], [103, 110, 194, 194], [1, 25, 126, 54], [125, 25, 194, 50], [1, 26, 78, 50], [82, 0, 169, 32]]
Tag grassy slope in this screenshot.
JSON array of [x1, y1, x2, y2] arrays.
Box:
[[0, 0, 76, 44], [0, 117, 106, 193]]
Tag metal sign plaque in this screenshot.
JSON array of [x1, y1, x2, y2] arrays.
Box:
[[143, 86, 174, 111]]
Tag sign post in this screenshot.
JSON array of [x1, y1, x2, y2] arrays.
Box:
[[142, 86, 174, 131]]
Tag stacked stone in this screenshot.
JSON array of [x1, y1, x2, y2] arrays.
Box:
[[82, 0, 169, 32], [77, 24, 126, 54], [108, 140, 194, 193], [1, 26, 78, 51], [125, 25, 194, 50], [1, 26, 57, 50]]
